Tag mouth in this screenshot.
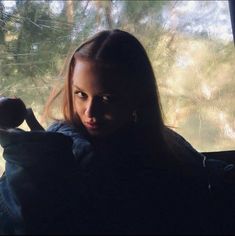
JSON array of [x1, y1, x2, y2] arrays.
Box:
[[85, 121, 102, 130]]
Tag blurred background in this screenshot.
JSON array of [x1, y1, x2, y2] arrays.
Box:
[[0, 0, 234, 174]]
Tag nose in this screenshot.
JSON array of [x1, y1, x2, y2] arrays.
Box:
[[85, 98, 100, 118]]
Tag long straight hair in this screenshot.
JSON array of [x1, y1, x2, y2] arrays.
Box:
[[45, 29, 169, 161]]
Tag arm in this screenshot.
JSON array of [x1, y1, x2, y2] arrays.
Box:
[[0, 129, 75, 234]]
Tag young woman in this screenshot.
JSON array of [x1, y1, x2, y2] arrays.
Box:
[[0, 29, 219, 234]]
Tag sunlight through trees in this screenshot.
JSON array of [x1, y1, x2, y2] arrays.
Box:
[[0, 0, 234, 174]]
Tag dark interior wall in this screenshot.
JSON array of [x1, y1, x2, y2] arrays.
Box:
[[203, 150, 235, 164]]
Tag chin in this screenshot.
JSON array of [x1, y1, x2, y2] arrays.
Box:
[[87, 129, 104, 137], [87, 128, 112, 138]]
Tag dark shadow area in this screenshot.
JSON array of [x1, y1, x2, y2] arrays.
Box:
[[203, 150, 235, 164]]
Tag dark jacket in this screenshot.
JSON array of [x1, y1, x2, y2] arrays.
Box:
[[0, 122, 231, 234]]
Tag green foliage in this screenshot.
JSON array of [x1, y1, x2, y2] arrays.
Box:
[[121, 0, 165, 23], [0, 0, 234, 167]]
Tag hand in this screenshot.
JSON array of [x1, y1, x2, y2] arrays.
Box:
[[0, 108, 45, 153], [25, 108, 44, 131]]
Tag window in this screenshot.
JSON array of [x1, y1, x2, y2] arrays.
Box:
[[0, 0, 234, 175]]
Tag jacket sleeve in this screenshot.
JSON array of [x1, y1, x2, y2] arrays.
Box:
[[0, 129, 76, 234], [47, 122, 95, 170]]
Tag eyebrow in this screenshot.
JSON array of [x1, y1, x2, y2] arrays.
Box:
[[72, 85, 115, 96], [72, 85, 84, 91]]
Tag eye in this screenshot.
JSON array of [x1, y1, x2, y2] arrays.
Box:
[[74, 91, 87, 99], [102, 95, 114, 103]]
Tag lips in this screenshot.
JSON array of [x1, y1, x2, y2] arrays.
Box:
[[85, 121, 101, 130]]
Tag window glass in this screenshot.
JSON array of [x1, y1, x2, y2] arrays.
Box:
[[0, 0, 234, 175]]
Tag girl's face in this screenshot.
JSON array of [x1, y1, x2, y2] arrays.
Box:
[[72, 59, 134, 138]]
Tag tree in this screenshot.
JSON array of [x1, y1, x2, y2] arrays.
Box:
[[0, 0, 234, 153], [0, 0, 5, 44]]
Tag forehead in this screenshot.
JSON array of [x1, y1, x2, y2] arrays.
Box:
[[72, 59, 127, 92]]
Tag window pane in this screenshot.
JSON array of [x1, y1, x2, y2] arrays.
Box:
[[0, 0, 234, 175]]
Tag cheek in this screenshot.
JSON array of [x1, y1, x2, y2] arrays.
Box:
[[104, 105, 132, 123], [73, 99, 83, 116]]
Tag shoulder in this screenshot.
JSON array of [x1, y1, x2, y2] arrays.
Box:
[[47, 121, 79, 137], [47, 121, 88, 142], [163, 127, 207, 175], [164, 127, 205, 160]]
